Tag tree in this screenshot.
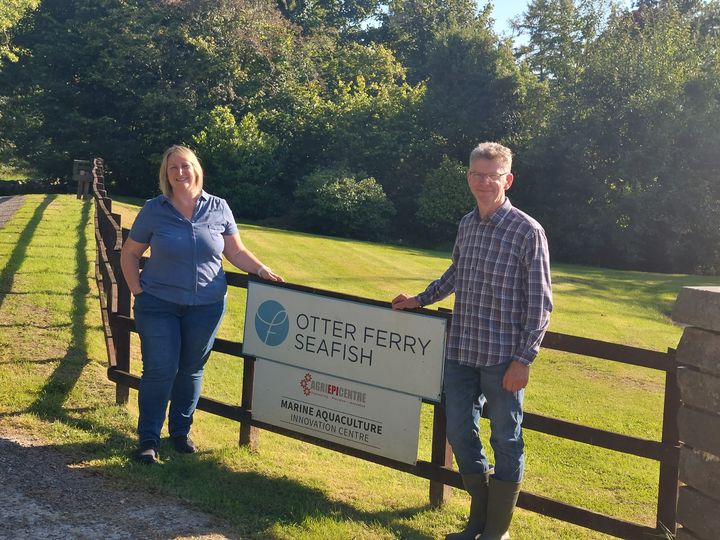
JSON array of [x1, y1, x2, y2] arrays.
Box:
[[513, 0, 611, 84], [0, 0, 39, 65], [378, 0, 480, 82], [0, 0, 297, 193], [524, 2, 720, 273], [274, 0, 382, 36], [193, 106, 281, 219], [255, 39, 427, 224], [422, 21, 549, 161]]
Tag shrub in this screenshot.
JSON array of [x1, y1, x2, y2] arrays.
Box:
[[416, 156, 473, 243], [294, 167, 395, 241]]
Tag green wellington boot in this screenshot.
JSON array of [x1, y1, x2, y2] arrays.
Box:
[[478, 478, 521, 540], [445, 472, 491, 540]]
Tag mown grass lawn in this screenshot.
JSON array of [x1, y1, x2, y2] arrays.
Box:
[[2, 194, 718, 539]]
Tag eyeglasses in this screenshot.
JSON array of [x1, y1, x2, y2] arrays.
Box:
[[468, 171, 509, 182]]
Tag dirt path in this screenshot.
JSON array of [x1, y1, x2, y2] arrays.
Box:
[[0, 430, 241, 539]]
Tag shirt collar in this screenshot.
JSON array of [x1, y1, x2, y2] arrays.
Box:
[[160, 189, 208, 205], [474, 198, 512, 225]]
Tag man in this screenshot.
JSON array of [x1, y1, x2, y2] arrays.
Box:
[[392, 142, 552, 540], [76, 169, 91, 200]]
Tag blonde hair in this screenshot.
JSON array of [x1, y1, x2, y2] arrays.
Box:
[[158, 145, 204, 197], [469, 142, 513, 170]]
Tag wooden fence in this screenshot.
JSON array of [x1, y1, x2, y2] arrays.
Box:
[[90, 158, 680, 539]]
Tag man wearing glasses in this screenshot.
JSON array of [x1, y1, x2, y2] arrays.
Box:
[[392, 142, 552, 540]]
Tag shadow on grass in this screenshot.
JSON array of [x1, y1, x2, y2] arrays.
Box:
[[0, 197, 136, 446], [0, 197, 141, 451], [553, 262, 720, 317], [27, 200, 93, 421], [0, 195, 53, 312], [0, 437, 240, 540], [78, 443, 438, 540], [2, 416, 438, 539]]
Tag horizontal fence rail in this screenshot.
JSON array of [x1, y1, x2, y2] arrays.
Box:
[[89, 158, 679, 539]]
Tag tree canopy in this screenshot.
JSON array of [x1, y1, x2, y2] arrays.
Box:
[[2, 0, 720, 273]]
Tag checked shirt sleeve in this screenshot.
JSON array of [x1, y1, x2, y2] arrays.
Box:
[[515, 228, 553, 366], [416, 240, 459, 307]]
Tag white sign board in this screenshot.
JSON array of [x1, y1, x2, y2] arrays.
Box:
[[243, 282, 446, 401], [252, 359, 422, 464]]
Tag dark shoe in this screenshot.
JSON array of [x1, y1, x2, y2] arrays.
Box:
[[133, 441, 159, 465], [171, 435, 197, 454]]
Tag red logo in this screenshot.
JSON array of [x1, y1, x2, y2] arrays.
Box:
[[300, 373, 312, 395]]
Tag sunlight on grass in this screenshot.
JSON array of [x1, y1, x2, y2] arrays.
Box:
[[3, 195, 720, 539]]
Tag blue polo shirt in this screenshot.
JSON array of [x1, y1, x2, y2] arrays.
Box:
[[129, 191, 239, 305]]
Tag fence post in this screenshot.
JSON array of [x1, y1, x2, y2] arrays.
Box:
[[671, 286, 720, 540], [656, 350, 680, 536], [110, 220, 131, 405], [429, 306, 453, 506], [430, 399, 453, 507], [239, 357, 260, 450]]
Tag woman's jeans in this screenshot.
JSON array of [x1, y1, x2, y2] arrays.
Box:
[[443, 360, 525, 482], [133, 292, 226, 446]]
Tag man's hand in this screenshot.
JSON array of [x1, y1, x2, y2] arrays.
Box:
[[392, 293, 420, 310], [502, 360, 530, 392]]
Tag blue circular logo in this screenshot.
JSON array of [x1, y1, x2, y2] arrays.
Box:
[[255, 300, 289, 346]]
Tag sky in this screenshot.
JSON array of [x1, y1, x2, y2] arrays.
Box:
[[487, 0, 533, 37], [486, 0, 636, 37]]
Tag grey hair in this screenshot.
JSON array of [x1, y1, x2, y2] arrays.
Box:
[[469, 142, 512, 170]]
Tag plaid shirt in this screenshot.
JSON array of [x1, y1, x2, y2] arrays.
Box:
[[417, 199, 552, 367]]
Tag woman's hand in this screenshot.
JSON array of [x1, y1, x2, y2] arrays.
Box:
[[258, 265, 284, 282], [120, 238, 150, 297]]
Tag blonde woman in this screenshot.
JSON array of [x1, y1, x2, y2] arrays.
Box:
[[121, 145, 283, 464]]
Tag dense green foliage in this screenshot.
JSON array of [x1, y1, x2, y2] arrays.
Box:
[[416, 156, 473, 243], [0, 0, 39, 64], [194, 106, 282, 218], [294, 166, 395, 240], [1, 0, 719, 273], [515, 0, 720, 273]]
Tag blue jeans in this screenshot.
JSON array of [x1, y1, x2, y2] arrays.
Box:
[[133, 292, 226, 446], [443, 361, 525, 482]]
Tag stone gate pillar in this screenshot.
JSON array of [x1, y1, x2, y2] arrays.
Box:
[[672, 286, 720, 540]]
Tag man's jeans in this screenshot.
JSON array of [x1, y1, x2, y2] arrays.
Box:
[[443, 360, 525, 482], [133, 292, 226, 446]]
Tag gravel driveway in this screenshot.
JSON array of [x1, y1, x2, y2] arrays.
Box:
[[0, 195, 25, 227], [0, 431, 240, 540]]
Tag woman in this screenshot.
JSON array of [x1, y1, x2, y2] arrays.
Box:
[[120, 145, 283, 464]]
